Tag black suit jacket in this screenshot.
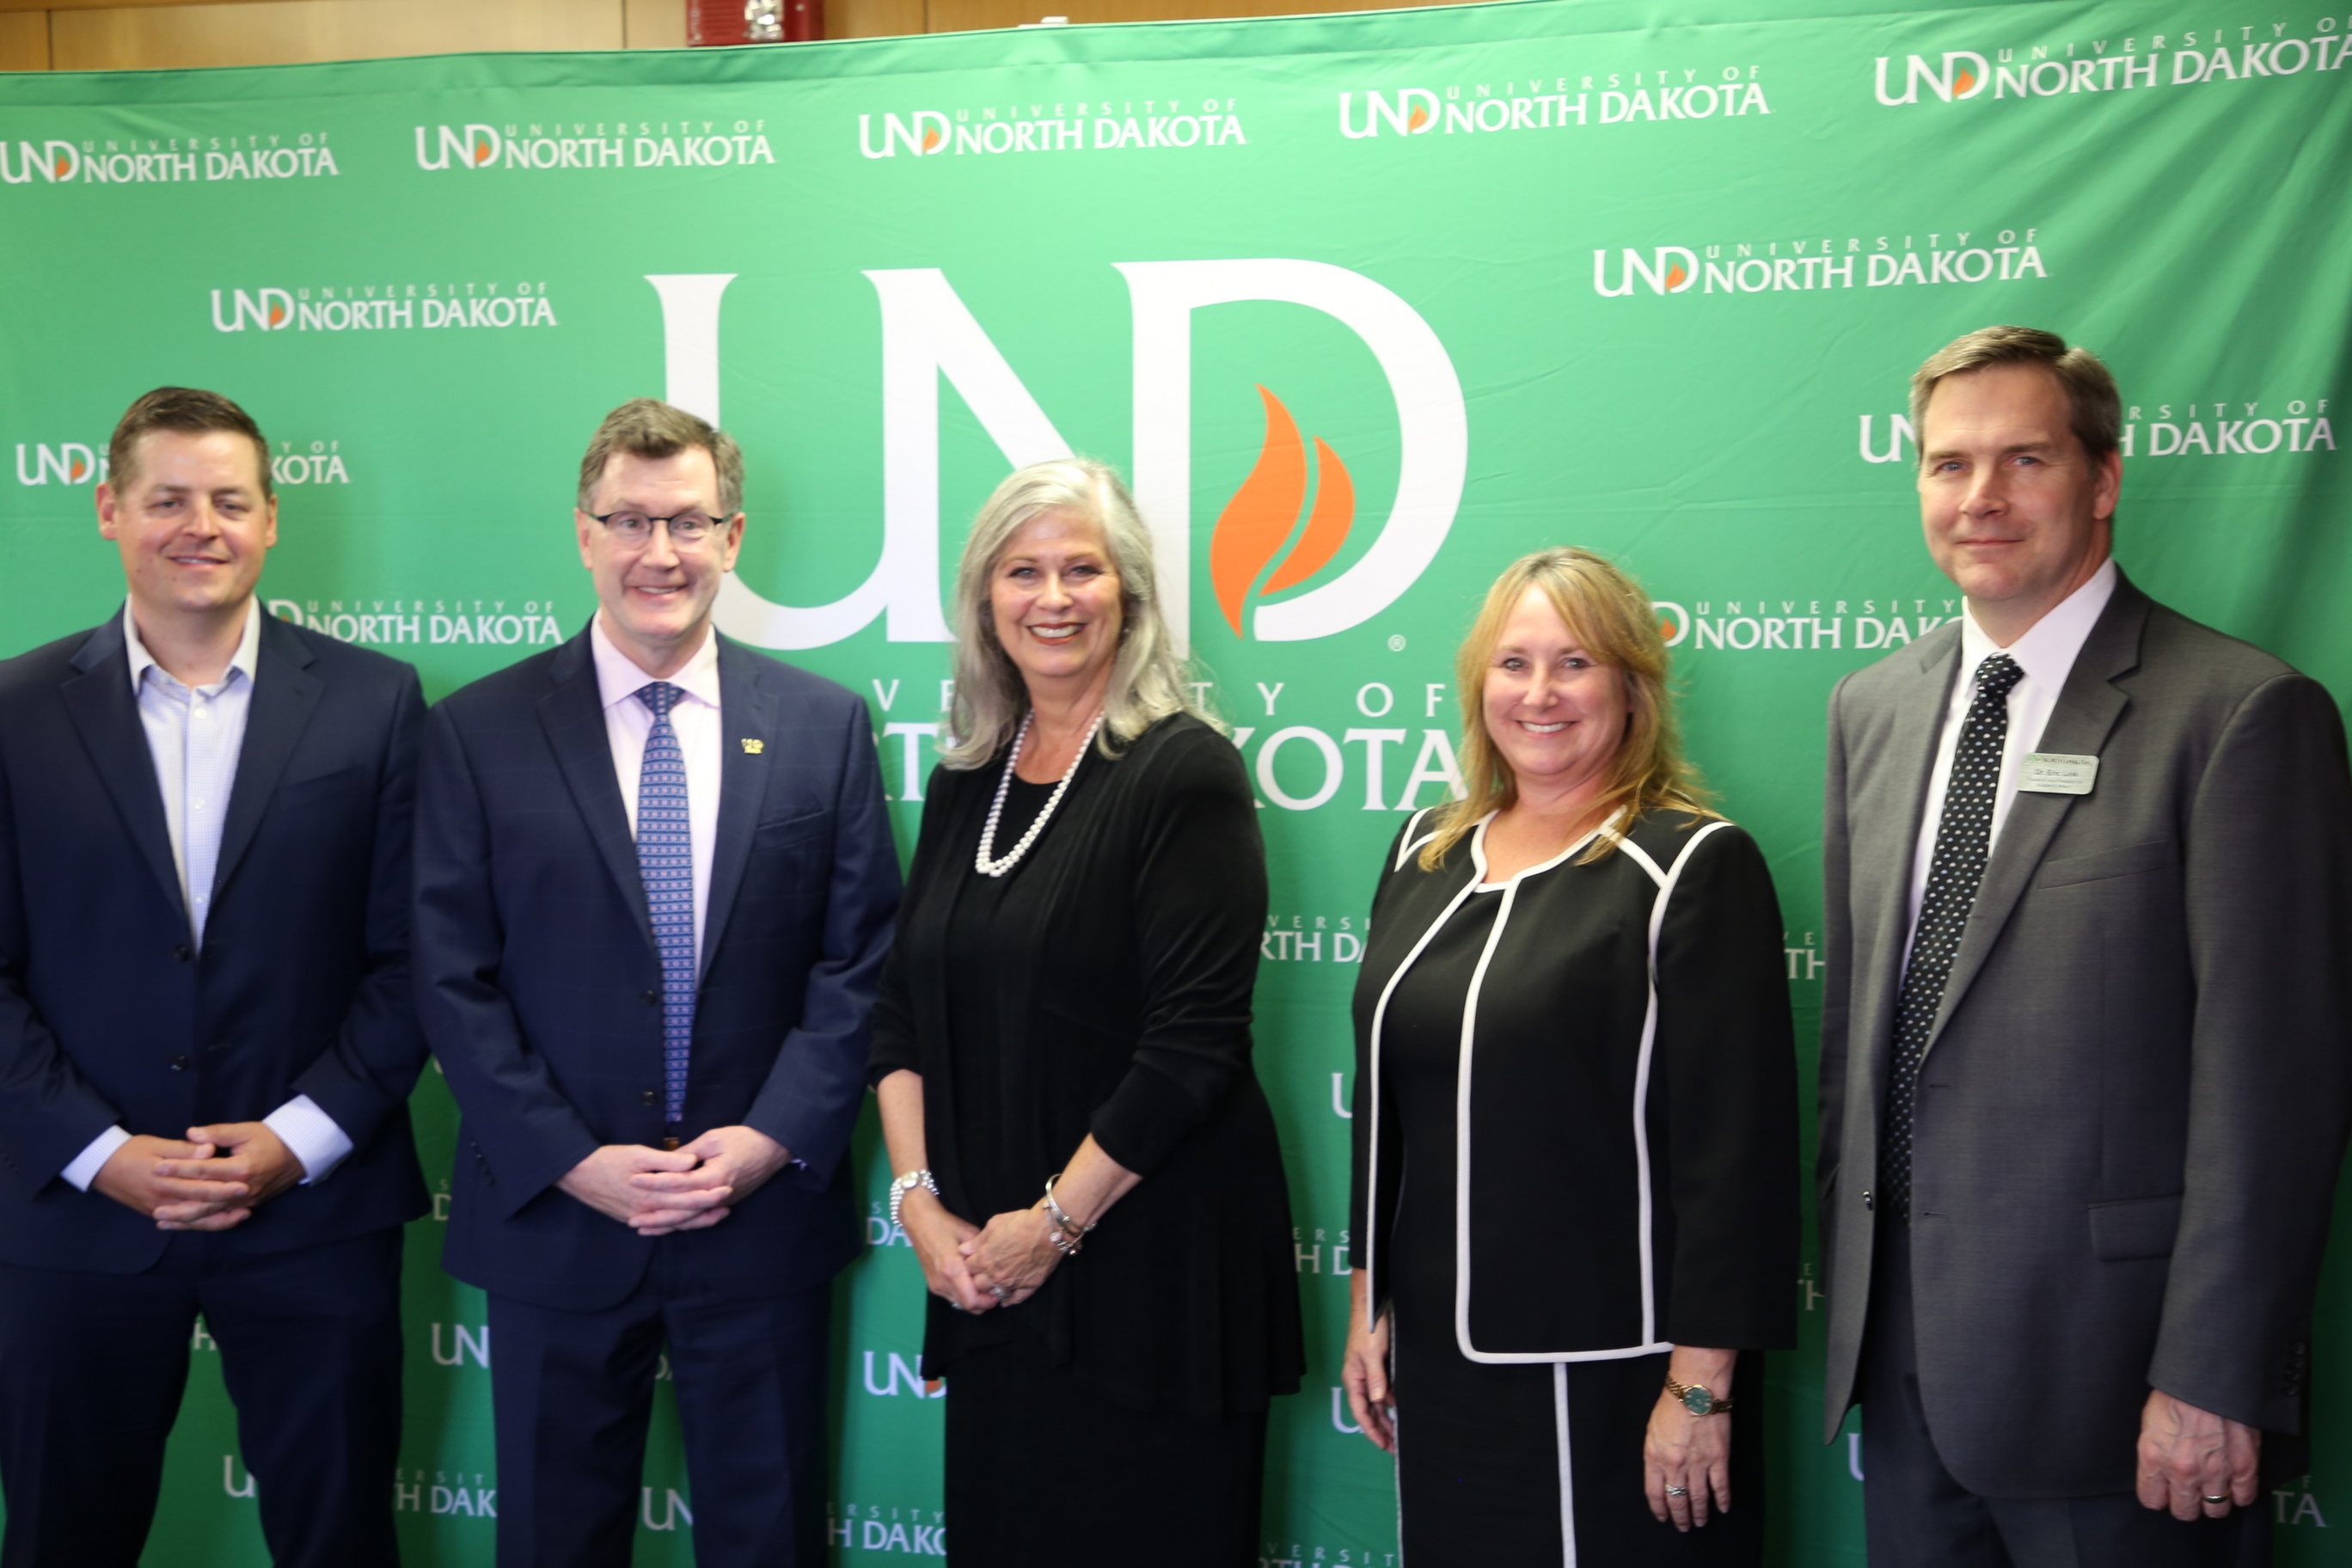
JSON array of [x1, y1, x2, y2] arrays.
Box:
[[0, 609, 431, 1271], [1817, 573, 2352, 1496], [415, 628, 899, 1312]]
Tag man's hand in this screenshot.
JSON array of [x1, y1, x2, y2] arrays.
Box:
[[560, 1144, 701, 1228], [150, 1123, 305, 1228], [2137, 1388, 2261, 1520], [627, 1127, 791, 1237], [92, 1134, 251, 1230]]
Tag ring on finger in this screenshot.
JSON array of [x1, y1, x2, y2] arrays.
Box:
[[2202, 1495, 2229, 1506], [1664, 1485, 1689, 1498]]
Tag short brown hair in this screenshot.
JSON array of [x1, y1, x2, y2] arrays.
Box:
[[575, 398, 744, 515], [107, 387, 272, 500], [1910, 325, 2121, 467]]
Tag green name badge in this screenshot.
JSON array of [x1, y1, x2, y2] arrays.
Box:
[[2020, 752, 2099, 795]]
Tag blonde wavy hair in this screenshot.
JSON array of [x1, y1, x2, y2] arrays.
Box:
[[941, 457, 1216, 769], [1420, 547, 1713, 871]]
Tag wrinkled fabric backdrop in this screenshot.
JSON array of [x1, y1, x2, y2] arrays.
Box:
[[3, 0, 2349, 1557]]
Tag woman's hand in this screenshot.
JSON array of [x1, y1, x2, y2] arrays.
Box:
[[960, 1204, 1064, 1306], [1645, 1347, 1736, 1530], [899, 1189, 995, 1312], [1342, 1270, 1397, 1451]]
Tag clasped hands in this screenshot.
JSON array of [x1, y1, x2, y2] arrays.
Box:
[[94, 1124, 305, 1231], [560, 1126, 791, 1237], [896, 1189, 1063, 1313]]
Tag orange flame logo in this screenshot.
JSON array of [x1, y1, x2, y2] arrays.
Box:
[[1406, 105, 1429, 131], [474, 138, 495, 166], [267, 303, 286, 327], [1954, 66, 1978, 95], [922, 126, 942, 152], [52, 155, 70, 179], [1210, 386, 1357, 638], [68, 456, 87, 482], [1663, 261, 1687, 291]]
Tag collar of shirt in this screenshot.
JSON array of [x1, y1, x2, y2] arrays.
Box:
[[123, 597, 261, 696], [1956, 555, 2118, 693], [590, 616, 722, 714]]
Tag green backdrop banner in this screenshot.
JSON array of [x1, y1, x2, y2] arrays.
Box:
[[3, 0, 2349, 1559]]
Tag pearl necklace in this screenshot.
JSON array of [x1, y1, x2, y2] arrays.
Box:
[[975, 708, 1106, 878]]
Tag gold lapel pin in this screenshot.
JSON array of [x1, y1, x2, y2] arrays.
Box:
[[741, 738, 765, 755]]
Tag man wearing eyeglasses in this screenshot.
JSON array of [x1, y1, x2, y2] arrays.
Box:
[[414, 398, 900, 1566]]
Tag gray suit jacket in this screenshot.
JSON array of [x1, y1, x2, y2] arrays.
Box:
[[1817, 571, 2352, 1498]]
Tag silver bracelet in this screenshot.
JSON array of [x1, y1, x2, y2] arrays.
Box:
[[1042, 1173, 1096, 1239], [888, 1168, 938, 1234]]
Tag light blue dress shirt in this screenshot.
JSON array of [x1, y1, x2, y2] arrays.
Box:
[[59, 603, 353, 1192]]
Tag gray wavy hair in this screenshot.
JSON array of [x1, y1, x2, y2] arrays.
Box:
[[941, 457, 1216, 769]]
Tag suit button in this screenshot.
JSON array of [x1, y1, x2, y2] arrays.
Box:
[[1863, 1189, 1874, 1211], [641, 989, 659, 1007], [168, 1055, 189, 1072], [172, 945, 192, 963], [641, 1090, 658, 1107]]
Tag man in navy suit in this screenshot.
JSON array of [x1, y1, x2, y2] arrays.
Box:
[[415, 398, 899, 1567], [0, 387, 429, 1566]]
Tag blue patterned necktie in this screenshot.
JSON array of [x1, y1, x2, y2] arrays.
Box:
[[634, 681, 695, 1127], [1882, 652, 2024, 1220]]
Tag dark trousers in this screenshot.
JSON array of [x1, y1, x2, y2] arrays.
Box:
[[486, 1248, 830, 1568], [0, 1226, 404, 1568], [1859, 1220, 2265, 1568]]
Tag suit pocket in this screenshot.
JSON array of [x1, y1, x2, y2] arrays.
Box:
[[754, 807, 827, 853], [2089, 1193, 2182, 1261], [273, 763, 370, 806], [2035, 838, 2177, 890]]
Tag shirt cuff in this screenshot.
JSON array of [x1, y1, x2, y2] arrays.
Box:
[[62, 1125, 132, 1192], [265, 1095, 355, 1185]]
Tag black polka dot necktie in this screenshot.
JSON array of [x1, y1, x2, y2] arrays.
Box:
[[1883, 652, 2024, 1220]]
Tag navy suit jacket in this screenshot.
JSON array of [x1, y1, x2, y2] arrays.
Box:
[[415, 628, 899, 1312], [0, 609, 431, 1272]]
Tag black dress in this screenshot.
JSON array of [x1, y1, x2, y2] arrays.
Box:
[[870, 714, 1302, 1567], [1350, 808, 1798, 1565]]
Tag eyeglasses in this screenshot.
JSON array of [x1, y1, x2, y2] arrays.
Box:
[[586, 509, 733, 546]]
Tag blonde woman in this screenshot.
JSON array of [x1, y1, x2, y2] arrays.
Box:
[[869, 458, 1302, 1567], [1342, 547, 1798, 1564]]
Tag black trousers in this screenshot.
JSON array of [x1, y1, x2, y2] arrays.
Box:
[[0, 1226, 404, 1568], [486, 1249, 831, 1568], [1859, 1219, 2266, 1568]]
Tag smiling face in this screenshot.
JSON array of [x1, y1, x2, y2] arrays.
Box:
[[988, 508, 1124, 706], [96, 427, 278, 629], [576, 445, 744, 678], [1917, 361, 2119, 641], [1481, 584, 1628, 799]]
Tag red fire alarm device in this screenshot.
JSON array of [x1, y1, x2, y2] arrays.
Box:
[[689, 0, 820, 44]]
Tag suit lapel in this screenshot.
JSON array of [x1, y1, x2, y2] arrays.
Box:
[[698, 637, 776, 974], [538, 631, 655, 948], [1927, 579, 2148, 1045], [58, 615, 186, 927], [212, 613, 322, 902]]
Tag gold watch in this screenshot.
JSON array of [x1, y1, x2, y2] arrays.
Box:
[[1664, 1377, 1733, 1416]]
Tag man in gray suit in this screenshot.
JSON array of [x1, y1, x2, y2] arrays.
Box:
[[1818, 324, 2352, 1565]]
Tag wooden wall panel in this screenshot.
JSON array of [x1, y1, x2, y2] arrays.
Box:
[[927, 0, 1455, 30], [48, 0, 625, 70], [0, 11, 50, 68], [829, 0, 923, 38], [622, 0, 684, 47]]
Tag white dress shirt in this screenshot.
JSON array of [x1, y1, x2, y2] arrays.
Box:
[[61, 602, 352, 1193], [1904, 557, 2119, 948], [591, 616, 723, 971]]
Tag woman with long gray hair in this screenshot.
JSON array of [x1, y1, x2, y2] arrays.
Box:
[[868, 457, 1302, 1566]]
